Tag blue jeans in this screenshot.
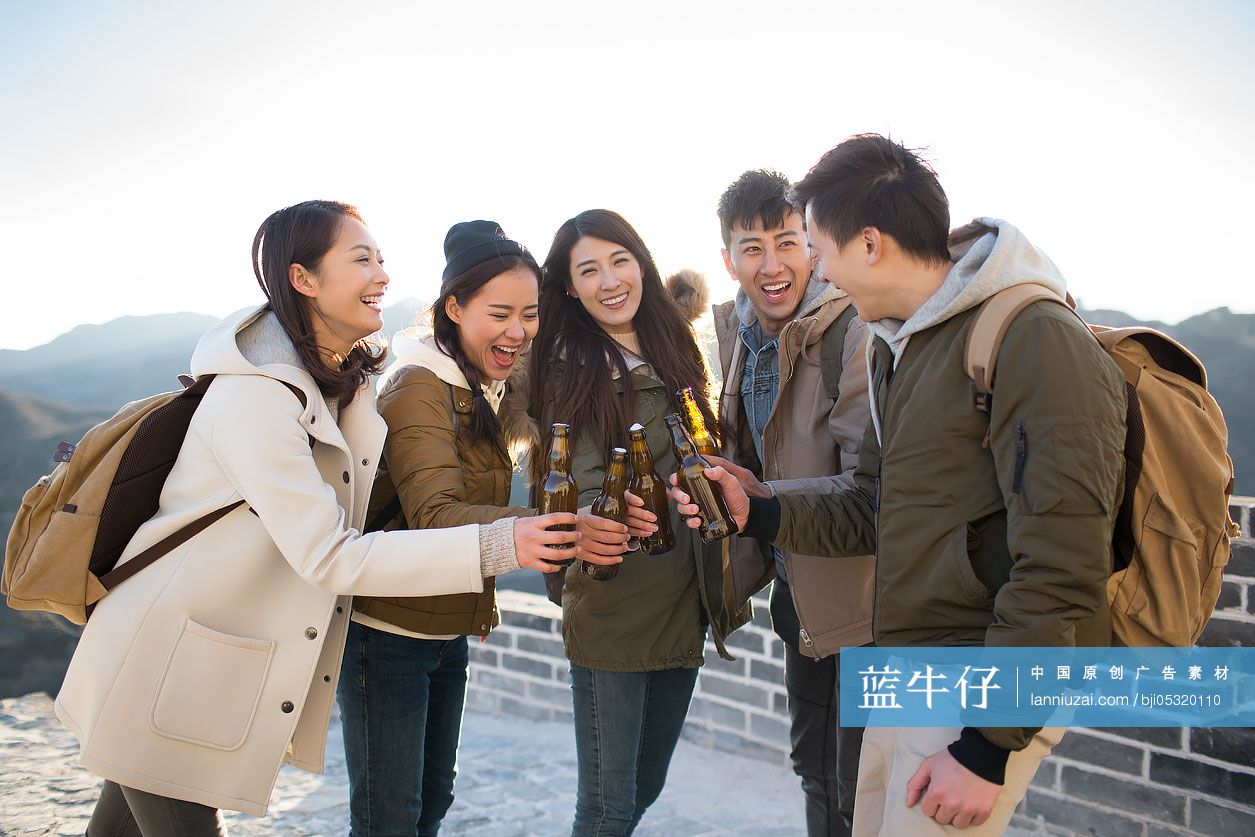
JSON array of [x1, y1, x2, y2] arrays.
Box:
[[570, 663, 699, 836], [337, 621, 469, 837]]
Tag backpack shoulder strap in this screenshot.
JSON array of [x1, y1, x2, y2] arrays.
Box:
[[98, 500, 246, 591], [98, 374, 310, 593], [366, 376, 460, 535], [963, 285, 1070, 413], [820, 301, 859, 400]]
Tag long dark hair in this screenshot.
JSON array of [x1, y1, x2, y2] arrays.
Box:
[[251, 200, 387, 411], [432, 253, 541, 445], [529, 209, 718, 481]]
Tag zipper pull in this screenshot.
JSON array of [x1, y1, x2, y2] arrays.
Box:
[[799, 628, 814, 649], [872, 458, 883, 514], [1013, 421, 1027, 494]]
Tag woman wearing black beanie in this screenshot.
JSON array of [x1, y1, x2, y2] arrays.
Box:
[[337, 221, 622, 836]]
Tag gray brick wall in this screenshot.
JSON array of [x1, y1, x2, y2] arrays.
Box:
[[469, 497, 1255, 837]]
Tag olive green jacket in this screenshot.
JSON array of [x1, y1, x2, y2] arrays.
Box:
[[763, 221, 1126, 757], [539, 359, 751, 672]]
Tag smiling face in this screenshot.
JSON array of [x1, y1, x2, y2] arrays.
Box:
[[445, 265, 540, 382], [290, 215, 389, 355], [804, 204, 884, 320], [568, 235, 644, 335], [722, 210, 811, 335]]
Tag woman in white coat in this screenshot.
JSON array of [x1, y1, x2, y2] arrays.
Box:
[[59, 200, 591, 835]]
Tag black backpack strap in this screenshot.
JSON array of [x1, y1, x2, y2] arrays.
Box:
[[99, 500, 246, 591], [98, 374, 313, 596], [364, 495, 403, 533], [820, 303, 859, 400], [366, 378, 461, 535]]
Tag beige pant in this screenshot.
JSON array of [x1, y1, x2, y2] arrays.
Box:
[[852, 726, 1063, 836]]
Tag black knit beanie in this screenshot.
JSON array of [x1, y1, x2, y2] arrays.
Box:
[[442, 220, 531, 284]]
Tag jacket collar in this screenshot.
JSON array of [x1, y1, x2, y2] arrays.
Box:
[[716, 282, 847, 346], [382, 327, 507, 413], [189, 305, 384, 456], [715, 282, 852, 369]]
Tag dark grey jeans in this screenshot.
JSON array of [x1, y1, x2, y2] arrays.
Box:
[[570, 663, 700, 836], [770, 579, 865, 837], [87, 780, 227, 836]]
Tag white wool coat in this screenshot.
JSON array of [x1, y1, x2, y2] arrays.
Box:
[[55, 306, 486, 816]]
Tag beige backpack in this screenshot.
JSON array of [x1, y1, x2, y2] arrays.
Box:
[[3, 376, 244, 624], [964, 285, 1241, 647]]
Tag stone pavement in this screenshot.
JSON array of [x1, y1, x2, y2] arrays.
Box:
[[2, 693, 1039, 836], [1, 693, 805, 836]]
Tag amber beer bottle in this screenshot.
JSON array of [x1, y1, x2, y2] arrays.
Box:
[[582, 448, 629, 581], [677, 386, 718, 457], [664, 413, 738, 543], [539, 422, 578, 566], [627, 423, 675, 555]]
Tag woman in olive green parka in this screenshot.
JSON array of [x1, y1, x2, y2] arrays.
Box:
[[528, 209, 751, 837]]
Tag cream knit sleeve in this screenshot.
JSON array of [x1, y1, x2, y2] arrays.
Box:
[[479, 517, 521, 578]]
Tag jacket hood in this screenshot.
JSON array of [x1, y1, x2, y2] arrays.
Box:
[[714, 279, 848, 354], [382, 327, 506, 413], [866, 218, 1067, 359], [665, 269, 710, 323], [188, 305, 380, 449], [190, 306, 317, 398], [732, 277, 840, 330]]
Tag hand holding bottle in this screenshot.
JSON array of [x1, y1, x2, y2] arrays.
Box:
[[575, 505, 633, 560], [513, 514, 581, 573], [668, 466, 751, 533], [623, 489, 658, 539], [701, 454, 773, 499]]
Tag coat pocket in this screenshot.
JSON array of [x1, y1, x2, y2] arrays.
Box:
[[149, 618, 276, 751], [1119, 494, 1207, 644], [952, 524, 996, 606], [1009, 419, 1121, 516]]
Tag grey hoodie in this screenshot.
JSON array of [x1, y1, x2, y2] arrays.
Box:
[[865, 218, 1067, 443], [733, 276, 840, 330]]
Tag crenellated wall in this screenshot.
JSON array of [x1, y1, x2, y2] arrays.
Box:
[[467, 498, 1255, 836]]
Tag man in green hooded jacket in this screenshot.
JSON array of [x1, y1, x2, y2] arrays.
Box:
[[673, 134, 1126, 835]]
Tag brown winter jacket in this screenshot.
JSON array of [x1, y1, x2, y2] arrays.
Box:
[[745, 220, 1127, 772], [713, 282, 876, 657], [355, 334, 535, 637]]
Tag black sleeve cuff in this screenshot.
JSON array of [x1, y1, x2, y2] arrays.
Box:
[[947, 728, 1011, 786], [741, 495, 781, 542]]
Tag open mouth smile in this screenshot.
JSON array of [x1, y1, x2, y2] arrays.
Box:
[[490, 344, 520, 368], [761, 281, 791, 303]]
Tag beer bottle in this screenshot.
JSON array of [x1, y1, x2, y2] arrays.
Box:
[[664, 413, 739, 543], [677, 386, 718, 457], [582, 447, 628, 581], [627, 423, 675, 555], [539, 422, 578, 566]]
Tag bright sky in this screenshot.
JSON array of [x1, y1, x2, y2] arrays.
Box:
[[2, 0, 1252, 350]]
